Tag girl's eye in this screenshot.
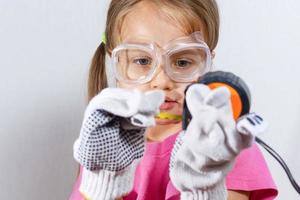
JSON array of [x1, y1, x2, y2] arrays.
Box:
[[175, 59, 192, 68], [133, 58, 152, 65]]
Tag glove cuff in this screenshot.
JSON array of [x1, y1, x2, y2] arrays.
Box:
[[180, 181, 227, 200], [79, 159, 139, 200]]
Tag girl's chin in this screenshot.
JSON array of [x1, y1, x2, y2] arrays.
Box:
[[155, 117, 182, 125]]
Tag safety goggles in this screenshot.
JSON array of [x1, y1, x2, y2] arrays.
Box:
[[111, 32, 212, 84]]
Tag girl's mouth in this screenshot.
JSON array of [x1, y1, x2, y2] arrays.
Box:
[[156, 96, 182, 124], [159, 97, 177, 110], [159, 101, 177, 110]]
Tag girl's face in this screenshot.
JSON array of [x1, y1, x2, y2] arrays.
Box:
[[115, 1, 207, 126]]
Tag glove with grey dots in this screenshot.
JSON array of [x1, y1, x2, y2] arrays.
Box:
[[73, 88, 164, 200]]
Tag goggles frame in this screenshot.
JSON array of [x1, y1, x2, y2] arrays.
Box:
[[111, 32, 212, 84]]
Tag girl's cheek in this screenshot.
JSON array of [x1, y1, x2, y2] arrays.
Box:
[[175, 83, 191, 103], [117, 81, 155, 93]]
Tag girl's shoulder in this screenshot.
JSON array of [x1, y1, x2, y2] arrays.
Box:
[[226, 144, 278, 199]]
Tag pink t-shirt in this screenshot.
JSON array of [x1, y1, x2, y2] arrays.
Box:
[[69, 132, 278, 200]]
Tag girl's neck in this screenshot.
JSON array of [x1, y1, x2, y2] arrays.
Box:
[[146, 123, 182, 142]]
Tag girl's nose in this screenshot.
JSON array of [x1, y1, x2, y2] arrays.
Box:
[[150, 66, 174, 90]]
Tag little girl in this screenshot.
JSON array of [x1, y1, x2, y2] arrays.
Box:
[[70, 0, 278, 199]]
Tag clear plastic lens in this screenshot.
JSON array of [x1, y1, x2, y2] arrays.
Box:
[[115, 49, 155, 81], [168, 48, 207, 76]]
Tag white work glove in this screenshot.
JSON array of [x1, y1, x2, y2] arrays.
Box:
[[170, 84, 257, 200], [73, 88, 164, 200]]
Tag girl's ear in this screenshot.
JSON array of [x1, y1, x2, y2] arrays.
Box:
[[107, 48, 112, 57]]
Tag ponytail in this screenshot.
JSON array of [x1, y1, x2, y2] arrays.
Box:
[[87, 42, 108, 102]]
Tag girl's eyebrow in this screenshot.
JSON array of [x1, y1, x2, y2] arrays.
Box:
[[122, 37, 162, 47]]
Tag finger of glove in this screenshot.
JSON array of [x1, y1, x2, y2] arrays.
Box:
[[186, 84, 233, 126], [237, 113, 268, 136], [204, 86, 231, 110], [235, 116, 259, 148], [204, 87, 234, 127], [85, 88, 142, 118], [126, 90, 164, 128], [130, 113, 155, 127], [138, 90, 165, 115], [185, 84, 211, 117]]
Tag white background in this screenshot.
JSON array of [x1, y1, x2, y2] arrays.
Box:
[[0, 0, 299, 199]]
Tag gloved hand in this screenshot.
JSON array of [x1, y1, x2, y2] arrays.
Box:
[[170, 84, 256, 200], [73, 88, 164, 200]]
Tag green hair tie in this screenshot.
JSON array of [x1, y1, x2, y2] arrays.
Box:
[[102, 32, 106, 45]]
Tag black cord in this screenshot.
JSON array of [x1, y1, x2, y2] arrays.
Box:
[[255, 137, 300, 194]]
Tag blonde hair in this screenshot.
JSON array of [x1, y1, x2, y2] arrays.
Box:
[[87, 0, 220, 101]]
